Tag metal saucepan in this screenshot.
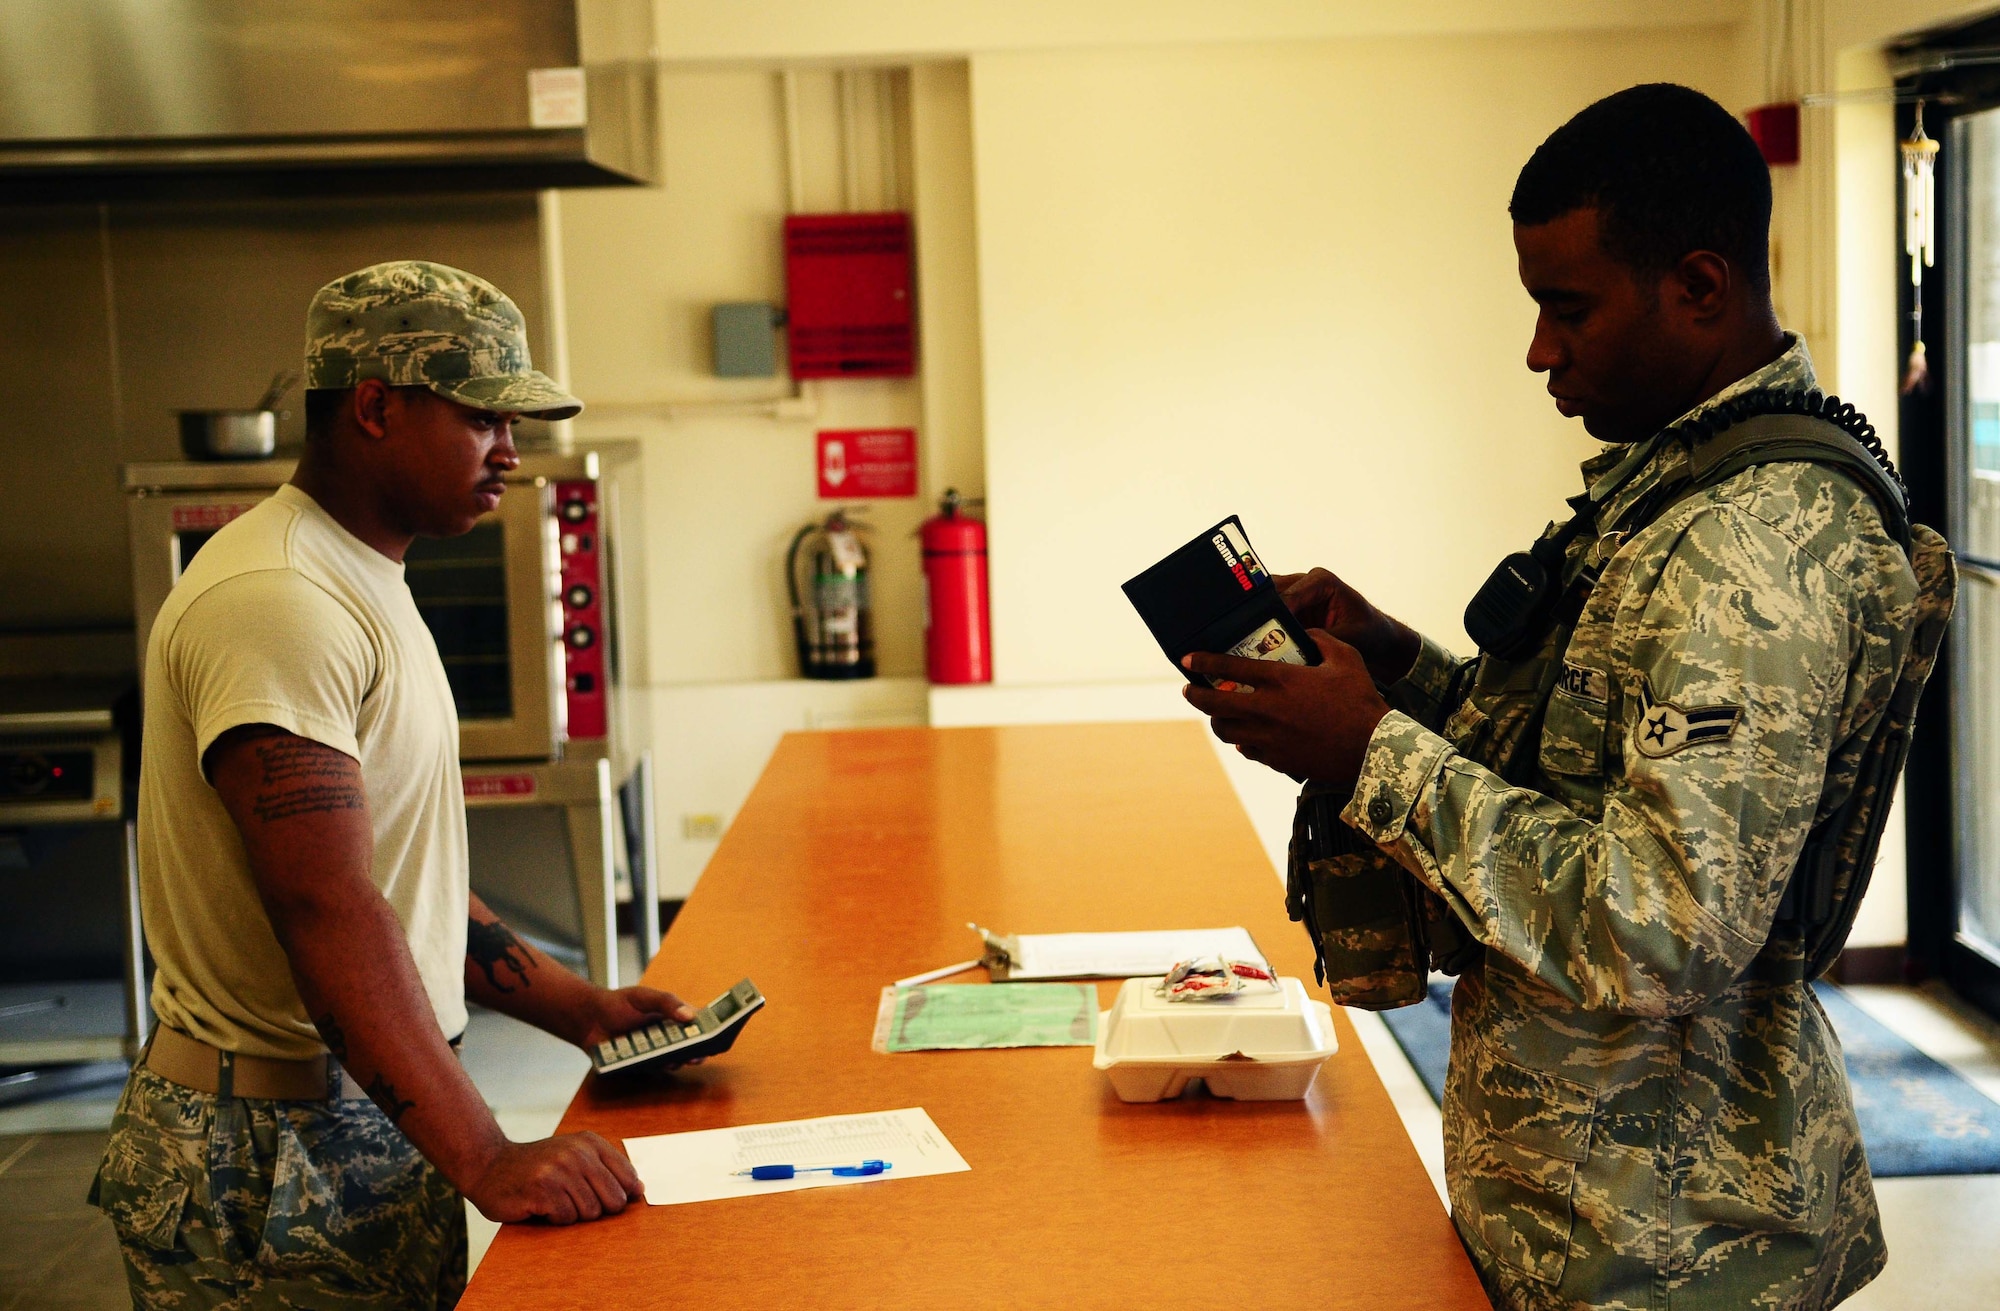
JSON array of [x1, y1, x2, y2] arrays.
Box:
[[177, 370, 298, 461], [178, 410, 277, 460]]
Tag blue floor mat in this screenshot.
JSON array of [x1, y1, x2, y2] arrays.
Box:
[[1377, 977, 2000, 1177]]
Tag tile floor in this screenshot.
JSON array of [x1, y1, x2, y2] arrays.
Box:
[[3, 960, 1997, 1308]]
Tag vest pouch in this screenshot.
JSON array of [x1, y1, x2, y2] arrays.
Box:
[[1301, 848, 1430, 1009], [1288, 789, 1427, 1010]]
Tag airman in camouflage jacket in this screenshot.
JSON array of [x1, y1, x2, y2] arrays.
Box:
[[1333, 336, 1926, 1309]]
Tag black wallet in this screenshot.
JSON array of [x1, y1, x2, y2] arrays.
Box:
[[1122, 516, 1320, 688]]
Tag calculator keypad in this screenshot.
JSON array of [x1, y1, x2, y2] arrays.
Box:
[[589, 979, 763, 1072]]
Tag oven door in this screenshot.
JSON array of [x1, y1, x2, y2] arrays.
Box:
[[405, 478, 564, 762]]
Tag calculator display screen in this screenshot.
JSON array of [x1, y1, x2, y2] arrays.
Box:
[[713, 993, 740, 1020]]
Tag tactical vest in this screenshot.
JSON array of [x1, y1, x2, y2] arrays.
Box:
[[1288, 392, 1958, 1008]]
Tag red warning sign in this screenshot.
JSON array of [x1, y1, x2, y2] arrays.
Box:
[[817, 428, 917, 499], [171, 503, 252, 531], [463, 773, 536, 800]]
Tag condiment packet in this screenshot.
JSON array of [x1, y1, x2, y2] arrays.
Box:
[[1156, 956, 1280, 1001]]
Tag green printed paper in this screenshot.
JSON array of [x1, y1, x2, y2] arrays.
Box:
[[886, 983, 1098, 1052]]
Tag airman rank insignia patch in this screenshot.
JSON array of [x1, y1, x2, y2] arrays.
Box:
[[1634, 676, 1741, 758]]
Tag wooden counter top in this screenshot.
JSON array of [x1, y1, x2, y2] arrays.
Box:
[[458, 722, 1487, 1310]]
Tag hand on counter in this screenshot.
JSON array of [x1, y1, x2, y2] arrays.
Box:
[[1183, 631, 1391, 789], [464, 1132, 646, 1225]]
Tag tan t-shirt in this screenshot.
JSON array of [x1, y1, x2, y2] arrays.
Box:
[[139, 483, 468, 1058]]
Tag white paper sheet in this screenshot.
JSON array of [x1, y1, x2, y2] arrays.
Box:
[[1009, 927, 1267, 980], [624, 1107, 970, 1207]]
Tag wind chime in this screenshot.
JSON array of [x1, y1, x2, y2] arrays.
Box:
[[1903, 102, 1940, 394]]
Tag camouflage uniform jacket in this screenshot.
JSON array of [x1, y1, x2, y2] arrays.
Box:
[[1344, 337, 1913, 1310]]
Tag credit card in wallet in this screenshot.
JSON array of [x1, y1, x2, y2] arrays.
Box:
[[1121, 516, 1320, 689]]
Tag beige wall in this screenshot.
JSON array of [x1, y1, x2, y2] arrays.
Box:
[[968, 29, 1742, 687], [650, 0, 1746, 62]]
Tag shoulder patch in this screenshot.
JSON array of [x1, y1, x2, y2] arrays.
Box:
[[1556, 661, 1608, 704], [1634, 677, 1742, 758]]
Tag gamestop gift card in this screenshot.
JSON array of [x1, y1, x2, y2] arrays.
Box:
[[1121, 517, 1318, 688]]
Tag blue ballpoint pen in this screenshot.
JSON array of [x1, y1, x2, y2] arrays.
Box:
[[733, 1160, 892, 1181]]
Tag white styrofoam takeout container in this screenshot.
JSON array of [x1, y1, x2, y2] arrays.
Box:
[[1092, 975, 1338, 1102]]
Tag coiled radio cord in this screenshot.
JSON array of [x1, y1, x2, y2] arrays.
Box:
[[1673, 388, 1906, 499]]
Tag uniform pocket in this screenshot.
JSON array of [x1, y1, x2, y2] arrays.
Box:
[[254, 1105, 445, 1297], [1539, 686, 1607, 777], [1459, 1041, 1596, 1285], [92, 1151, 190, 1252], [255, 1117, 339, 1274]]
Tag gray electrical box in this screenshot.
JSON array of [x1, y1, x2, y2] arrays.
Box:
[[712, 302, 779, 377]]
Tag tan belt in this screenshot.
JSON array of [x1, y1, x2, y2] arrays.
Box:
[[145, 1025, 465, 1101], [147, 1019, 460, 1103], [146, 1025, 364, 1100]]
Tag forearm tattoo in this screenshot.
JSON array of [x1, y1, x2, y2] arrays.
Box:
[[313, 1012, 349, 1064], [467, 916, 536, 993], [364, 1074, 415, 1125], [248, 737, 365, 824]]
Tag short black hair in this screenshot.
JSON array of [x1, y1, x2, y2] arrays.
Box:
[[1510, 83, 1772, 291], [303, 384, 432, 442]]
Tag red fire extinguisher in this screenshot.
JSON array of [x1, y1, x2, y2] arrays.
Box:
[[921, 489, 991, 684]]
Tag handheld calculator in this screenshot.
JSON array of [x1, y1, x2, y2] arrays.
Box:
[[590, 978, 765, 1074]]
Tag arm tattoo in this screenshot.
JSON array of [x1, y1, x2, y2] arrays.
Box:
[[247, 737, 365, 824], [467, 916, 536, 993], [313, 1012, 349, 1065], [364, 1074, 415, 1125]]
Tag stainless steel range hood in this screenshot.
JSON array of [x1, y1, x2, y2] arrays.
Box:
[[0, 1, 658, 201]]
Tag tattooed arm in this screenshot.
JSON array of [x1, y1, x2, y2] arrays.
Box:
[[464, 892, 695, 1047], [206, 724, 643, 1224]]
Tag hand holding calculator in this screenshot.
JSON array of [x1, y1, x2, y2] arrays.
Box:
[[590, 978, 766, 1075]]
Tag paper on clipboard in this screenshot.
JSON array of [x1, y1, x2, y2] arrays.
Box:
[[624, 1107, 969, 1207], [981, 926, 1267, 980]]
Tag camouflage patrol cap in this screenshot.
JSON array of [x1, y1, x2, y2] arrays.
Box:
[[304, 260, 582, 420]]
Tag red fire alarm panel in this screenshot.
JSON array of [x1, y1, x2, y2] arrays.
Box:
[[784, 212, 914, 378], [1746, 104, 1800, 167]]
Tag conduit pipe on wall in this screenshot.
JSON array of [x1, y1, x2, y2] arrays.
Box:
[[619, 67, 819, 419], [782, 68, 806, 215]]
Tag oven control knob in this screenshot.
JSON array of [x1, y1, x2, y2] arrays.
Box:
[[560, 498, 591, 524], [565, 584, 593, 610], [7, 753, 52, 796], [566, 625, 596, 650]]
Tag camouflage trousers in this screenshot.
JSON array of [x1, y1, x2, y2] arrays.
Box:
[[89, 1065, 467, 1310]]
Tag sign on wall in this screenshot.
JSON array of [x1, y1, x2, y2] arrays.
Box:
[[817, 428, 917, 499]]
